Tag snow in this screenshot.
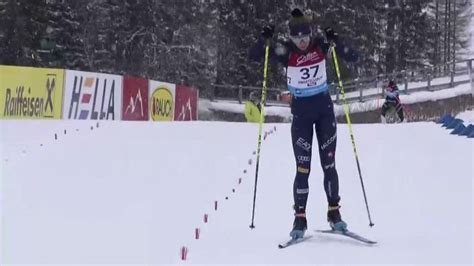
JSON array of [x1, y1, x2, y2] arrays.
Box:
[[339, 73, 472, 101], [1, 120, 472, 265], [457, 109, 474, 123], [201, 81, 473, 119], [203, 99, 292, 118], [336, 82, 472, 117]]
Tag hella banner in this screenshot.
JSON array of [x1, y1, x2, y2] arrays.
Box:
[[0, 65, 64, 119], [149, 80, 176, 121], [175, 85, 198, 121], [122, 76, 148, 121], [63, 70, 122, 120]]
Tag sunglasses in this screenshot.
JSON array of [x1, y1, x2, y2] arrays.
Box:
[[290, 34, 310, 43]]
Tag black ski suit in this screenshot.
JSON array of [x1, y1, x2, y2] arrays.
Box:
[[381, 86, 404, 122], [250, 36, 358, 212]]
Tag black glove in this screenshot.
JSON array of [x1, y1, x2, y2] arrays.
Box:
[[324, 27, 339, 43], [261, 24, 275, 39]]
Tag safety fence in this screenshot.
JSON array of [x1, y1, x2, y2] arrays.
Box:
[[209, 58, 473, 105]]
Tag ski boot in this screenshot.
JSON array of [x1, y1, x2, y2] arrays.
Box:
[[289, 213, 307, 240], [327, 205, 347, 232]]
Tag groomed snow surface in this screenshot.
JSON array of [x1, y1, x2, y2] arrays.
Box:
[[1, 120, 473, 265], [457, 109, 474, 123]]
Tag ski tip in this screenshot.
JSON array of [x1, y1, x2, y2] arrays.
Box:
[[315, 229, 377, 245], [359, 239, 377, 245], [278, 235, 313, 249], [315, 229, 336, 233]]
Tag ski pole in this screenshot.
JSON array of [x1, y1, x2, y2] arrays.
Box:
[[330, 45, 375, 227], [394, 96, 412, 121], [249, 39, 271, 229]]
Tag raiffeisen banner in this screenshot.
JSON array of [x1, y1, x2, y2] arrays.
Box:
[[0, 65, 64, 119]]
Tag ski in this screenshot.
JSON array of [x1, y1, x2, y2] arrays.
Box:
[[278, 235, 313, 249], [315, 229, 377, 245]]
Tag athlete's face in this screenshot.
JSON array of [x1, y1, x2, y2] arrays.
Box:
[[290, 34, 311, 51]]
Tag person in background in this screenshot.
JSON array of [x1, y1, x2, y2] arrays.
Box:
[[381, 80, 404, 123], [244, 90, 262, 123]]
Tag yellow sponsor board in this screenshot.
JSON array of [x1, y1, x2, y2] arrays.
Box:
[[0, 65, 64, 119], [151, 87, 174, 121]]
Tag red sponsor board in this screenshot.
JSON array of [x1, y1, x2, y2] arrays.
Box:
[[174, 85, 198, 121], [122, 76, 148, 121]]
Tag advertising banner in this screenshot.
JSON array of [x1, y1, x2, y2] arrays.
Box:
[[175, 85, 198, 121], [149, 80, 175, 121], [63, 70, 122, 120], [122, 76, 148, 121], [0, 65, 64, 119]]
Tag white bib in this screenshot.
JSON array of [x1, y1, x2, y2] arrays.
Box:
[[286, 48, 328, 97]]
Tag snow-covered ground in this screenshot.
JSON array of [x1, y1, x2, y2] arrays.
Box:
[[1, 120, 472, 265], [339, 73, 472, 101], [457, 109, 474, 123]]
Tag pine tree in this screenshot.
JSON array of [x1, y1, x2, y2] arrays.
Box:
[[73, 0, 123, 73], [0, 0, 7, 64], [1, 0, 47, 66], [150, 1, 217, 86], [451, 1, 472, 61], [427, 0, 470, 75]]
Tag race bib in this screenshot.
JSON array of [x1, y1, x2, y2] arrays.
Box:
[[287, 47, 328, 97]]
